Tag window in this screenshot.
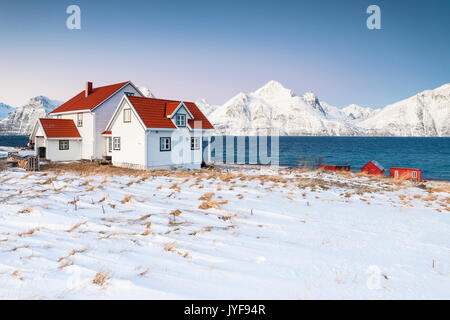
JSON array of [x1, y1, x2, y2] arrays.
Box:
[[113, 137, 121, 150], [175, 114, 186, 127], [59, 140, 69, 150], [77, 113, 83, 127], [56, 115, 62, 119], [123, 108, 131, 123], [160, 137, 171, 151], [191, 137, 200, 150], [394, 170, 399, 178], [125, 92, 135, 97], [108, 137, 112, 152], [412, 171, 417, 178]]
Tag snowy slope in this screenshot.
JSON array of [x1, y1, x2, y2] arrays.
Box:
[[0, 103, 14, 120], [0, 96, 61, 136], [202, 81, 450, 136], [208, 81, 359, 136], [0, 164, 448, 299], [342, 104, 375, 121], [358, 84, 450, 136], [137, 86, 155, 98]]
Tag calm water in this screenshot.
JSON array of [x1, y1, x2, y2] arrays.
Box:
[[1, 135, 449, 180], [210, 136, 450, 181]]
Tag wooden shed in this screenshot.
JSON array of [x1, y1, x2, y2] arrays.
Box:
[[361, 160, 385, 176], [390, 167, 422, 181]]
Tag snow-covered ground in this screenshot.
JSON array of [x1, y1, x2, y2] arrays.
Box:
[[0, 163, 449, 299]]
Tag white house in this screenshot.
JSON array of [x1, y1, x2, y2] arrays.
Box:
[[30, 118, 82, 161], [30, 81, 214, 169], [31, 81, 144, 160], [103, 95, 214, 169]]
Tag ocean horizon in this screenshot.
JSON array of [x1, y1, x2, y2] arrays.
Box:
[[1, 135, 449, 181]]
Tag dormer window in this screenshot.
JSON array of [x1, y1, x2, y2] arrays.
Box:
[[175, 114, 186, 127], [125, 92, 134, 97]]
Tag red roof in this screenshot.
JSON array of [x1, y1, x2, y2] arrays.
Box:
[[126, 96, 214, 129], [50, 82, 129, 114], [39, 118, 81, 138], [102, 131, 112, 135]]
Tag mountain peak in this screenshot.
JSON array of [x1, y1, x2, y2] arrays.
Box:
[[253, 80, 295, 99]]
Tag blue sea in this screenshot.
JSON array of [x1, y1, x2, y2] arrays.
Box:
[[1, 135, 449, 180]]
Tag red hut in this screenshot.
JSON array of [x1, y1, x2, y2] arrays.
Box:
[[318, 164, 351, 172], [361, 160, 385, 176], [390, 167, 422, 181]]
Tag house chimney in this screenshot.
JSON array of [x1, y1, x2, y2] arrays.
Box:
[[85, 82, 93, 97]]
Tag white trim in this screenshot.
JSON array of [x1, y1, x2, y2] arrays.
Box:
[[49, 109, 91, 115], [50, 81, 137, 115], [145, 128, 176, 131]]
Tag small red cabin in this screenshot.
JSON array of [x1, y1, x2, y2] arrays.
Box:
[[361, 160, 385, 176], [390, 167, 422, 181], [318, 164, 351, 172]]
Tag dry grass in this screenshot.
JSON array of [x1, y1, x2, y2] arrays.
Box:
[[92, 270, 111, 286], [198, 192, 214, 201], [17, 207, 33, 214], [121, 194, 133, 204], [139, 268, 150, 277], [199, 200, 229, 210], [58, 259, 74, 270], [67, 221, 87, 232], [17, 227, 40, 237]]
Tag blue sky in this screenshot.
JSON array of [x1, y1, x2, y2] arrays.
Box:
[[0, 0, 449, 108]]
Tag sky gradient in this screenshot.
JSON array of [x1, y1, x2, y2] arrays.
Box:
[[0, 0, 449, 108]]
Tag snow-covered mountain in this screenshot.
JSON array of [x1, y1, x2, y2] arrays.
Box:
[[137, 86, 155, 98], [202, 81, 450, 136], [1, 81, 448, 137], [342, 104, 375, 121], [357, 84, 450, 136], [0, 96, 61, 136], [206, 81, 361, 136], [0, 103, 14, 120]]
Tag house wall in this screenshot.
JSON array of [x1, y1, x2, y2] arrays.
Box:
[[54, 111, 94, 160], [390, 168, 422, 181], [146, 107, 202, 169], [33, 126, 46, 153], [93, 83, 142, 159], [45, 140, 82, 162], [109, 100, 146, 169]]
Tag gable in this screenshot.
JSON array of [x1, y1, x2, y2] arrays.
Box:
[[50, 81, 130, 114], [106, 98, 147, 132], [124, 96, 213, 130]]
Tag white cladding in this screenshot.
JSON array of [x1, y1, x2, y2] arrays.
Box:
[[109, 100, 146, 168], [50, 83, 142, 160], [45, 140, 82, 162], [30, 82, 211, 168], [108, 99, 205, 169]]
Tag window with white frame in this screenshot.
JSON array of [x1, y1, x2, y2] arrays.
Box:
[[412, 171, 417, 178], [175, 114, 186, 127], [108, 137, 112, 152], [191, 137, 200, 150], [123, 108, 131, 123], [59, 140, 69, 150], [77, 113, 83, 127], [160, 137, 171, 151], [113, 137, 121, 150], [56, 115, 62, 119]]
